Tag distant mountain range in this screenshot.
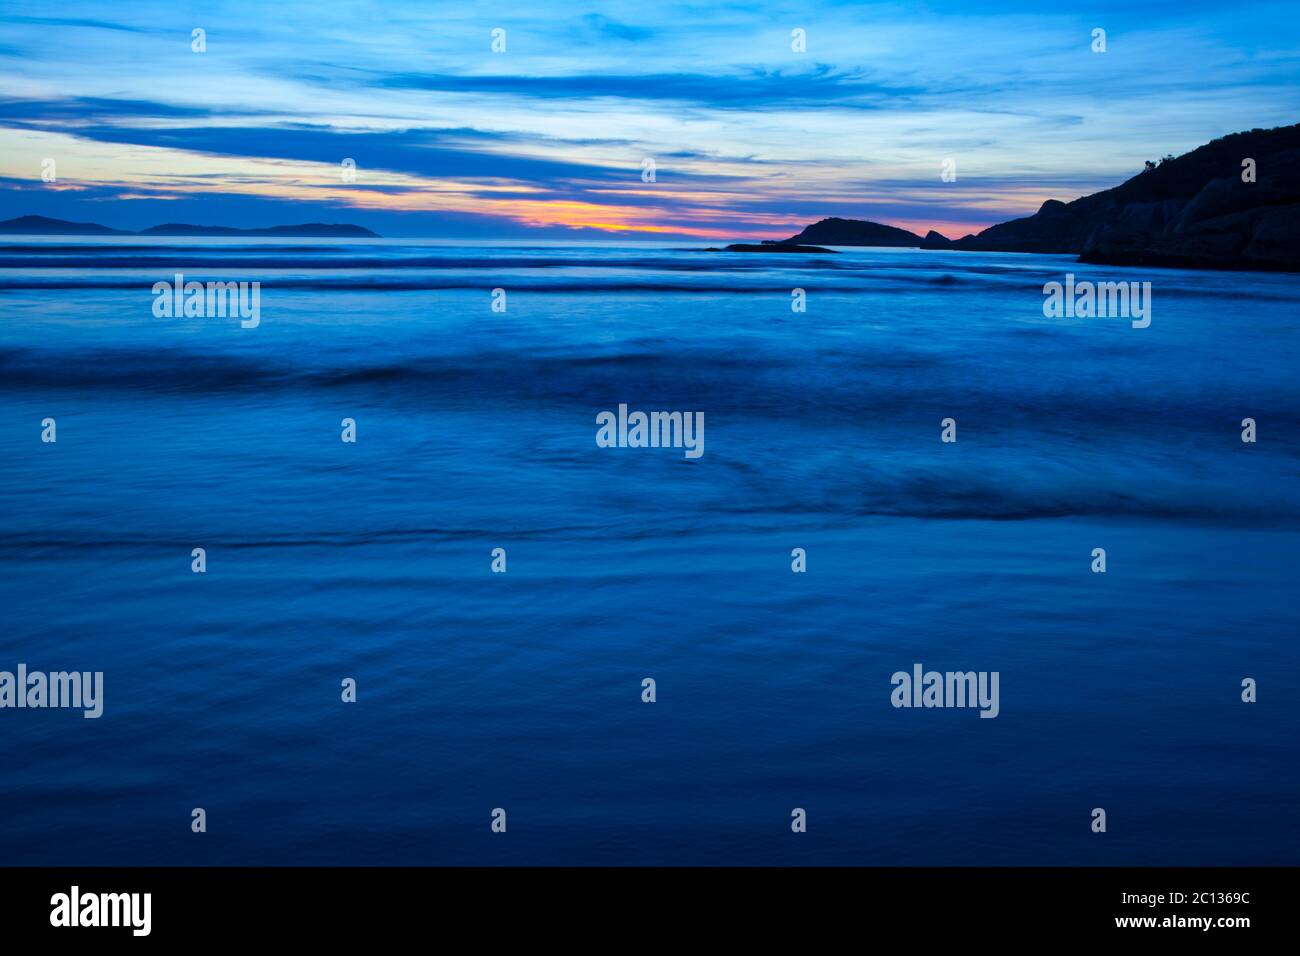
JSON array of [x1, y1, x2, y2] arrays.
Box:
[[773, 124, 1300, 271], [0, 215, 379, 238]]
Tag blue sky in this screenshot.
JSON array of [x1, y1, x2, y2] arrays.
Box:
[[1, 0, 1297, 239]]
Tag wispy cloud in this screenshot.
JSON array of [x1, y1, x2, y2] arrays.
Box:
[[372, 65, 922, 108]]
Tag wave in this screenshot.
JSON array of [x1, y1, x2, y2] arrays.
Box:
[[2, 337, 1295, 529], [3, 343, 1297, 427], [0, 480, 1294, 533], [0, 344, 791, 391], [0, 254, 859, 271], [1, 264, 1295, 301], [0, 276, 987, 293], [0, 244, 366, 255]]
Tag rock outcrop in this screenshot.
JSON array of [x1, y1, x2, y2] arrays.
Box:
[[932, 124, 1300, 271], [781, 217, 923, 247]]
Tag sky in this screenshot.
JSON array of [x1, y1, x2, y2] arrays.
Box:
[[1, 0, 1297, 240]]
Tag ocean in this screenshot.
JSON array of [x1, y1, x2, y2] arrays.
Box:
[[1, 238, 1297, 865]]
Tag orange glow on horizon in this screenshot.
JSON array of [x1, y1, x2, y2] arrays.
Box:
[[0, 129, 1015, 240]]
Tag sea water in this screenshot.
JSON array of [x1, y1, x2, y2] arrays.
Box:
[[0, 238, 1297, 864]]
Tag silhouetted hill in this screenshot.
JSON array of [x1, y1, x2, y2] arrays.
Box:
[[0, 216, 380, 238], [781, 217, 923, 247], [0, 215, 126, 235], [923, 124, 1300, 271]]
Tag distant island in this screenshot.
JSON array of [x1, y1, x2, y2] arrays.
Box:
[[0, 215, 380, 238], [744, 123, 1300, 272], [707, 242, 837, 254], [780, 218, 922, 248]]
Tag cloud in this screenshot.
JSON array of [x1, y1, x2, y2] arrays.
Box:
[[24, 120, 737, 188], [0, 14, 154, 34], [372, 65, 922, 108], [579, 14, 654, 42], [0, 97, 261, 122]]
